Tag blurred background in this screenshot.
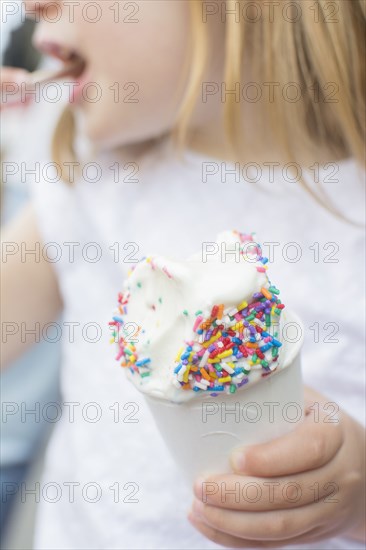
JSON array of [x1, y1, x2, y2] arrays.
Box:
[[1, 5, 61, 548]]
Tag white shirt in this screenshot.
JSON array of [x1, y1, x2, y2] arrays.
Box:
[[32, 138, 365, 549]]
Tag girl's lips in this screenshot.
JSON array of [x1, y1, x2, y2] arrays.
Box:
[[34, 39, 82, 62], [29, 39, 90, 105], [28, 57, 86, 85], [32, 40, 87, 82], [69, 67, 92, 104]]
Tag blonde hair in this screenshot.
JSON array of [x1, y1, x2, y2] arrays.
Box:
[[53, 0, 365, 209]]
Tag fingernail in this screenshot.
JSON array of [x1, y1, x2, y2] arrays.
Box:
[[187, 510, 200, 526], [192, 498, 205, 518], [231, 448, 245, 471], [193, 477, 206, 499]]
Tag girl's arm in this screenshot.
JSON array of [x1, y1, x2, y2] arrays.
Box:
[[1, 203, 63, 368]]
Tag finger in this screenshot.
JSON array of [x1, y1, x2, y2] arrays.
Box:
[[191, 497, 336, 541], [0, 67, 30, 110], [189, 512, 257, 548], [0, 67, 29, 87], [188, 513, 336, 549], [230, 408, 343, 476], [194, 468, 340, 511], [303, 385, 335, 406]]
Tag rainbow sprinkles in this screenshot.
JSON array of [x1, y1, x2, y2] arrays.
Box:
[[110, 232, 285, 397]]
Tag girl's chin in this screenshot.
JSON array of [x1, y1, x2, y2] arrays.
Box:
[[83, 124, 155, 153], [75, 106, 171, 152], [81, 121, 136, 152]]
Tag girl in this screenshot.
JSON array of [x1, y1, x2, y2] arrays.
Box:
[[2, 1, 365, 548]]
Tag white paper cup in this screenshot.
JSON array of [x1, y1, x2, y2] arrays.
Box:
[[145, 311, 304, 482]]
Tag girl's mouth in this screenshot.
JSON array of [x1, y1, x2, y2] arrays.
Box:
[[30, 40, 87, 85]]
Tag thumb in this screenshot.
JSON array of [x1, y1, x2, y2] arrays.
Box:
[[1, 67, 30, 110], [1, 66, 29, 87]]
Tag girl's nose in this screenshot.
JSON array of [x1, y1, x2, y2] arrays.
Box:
[[23, 0, 61, 19]]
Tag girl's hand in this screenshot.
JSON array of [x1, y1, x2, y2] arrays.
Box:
[[0, 66, 29, 110], [189, 386, 365, 548]]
